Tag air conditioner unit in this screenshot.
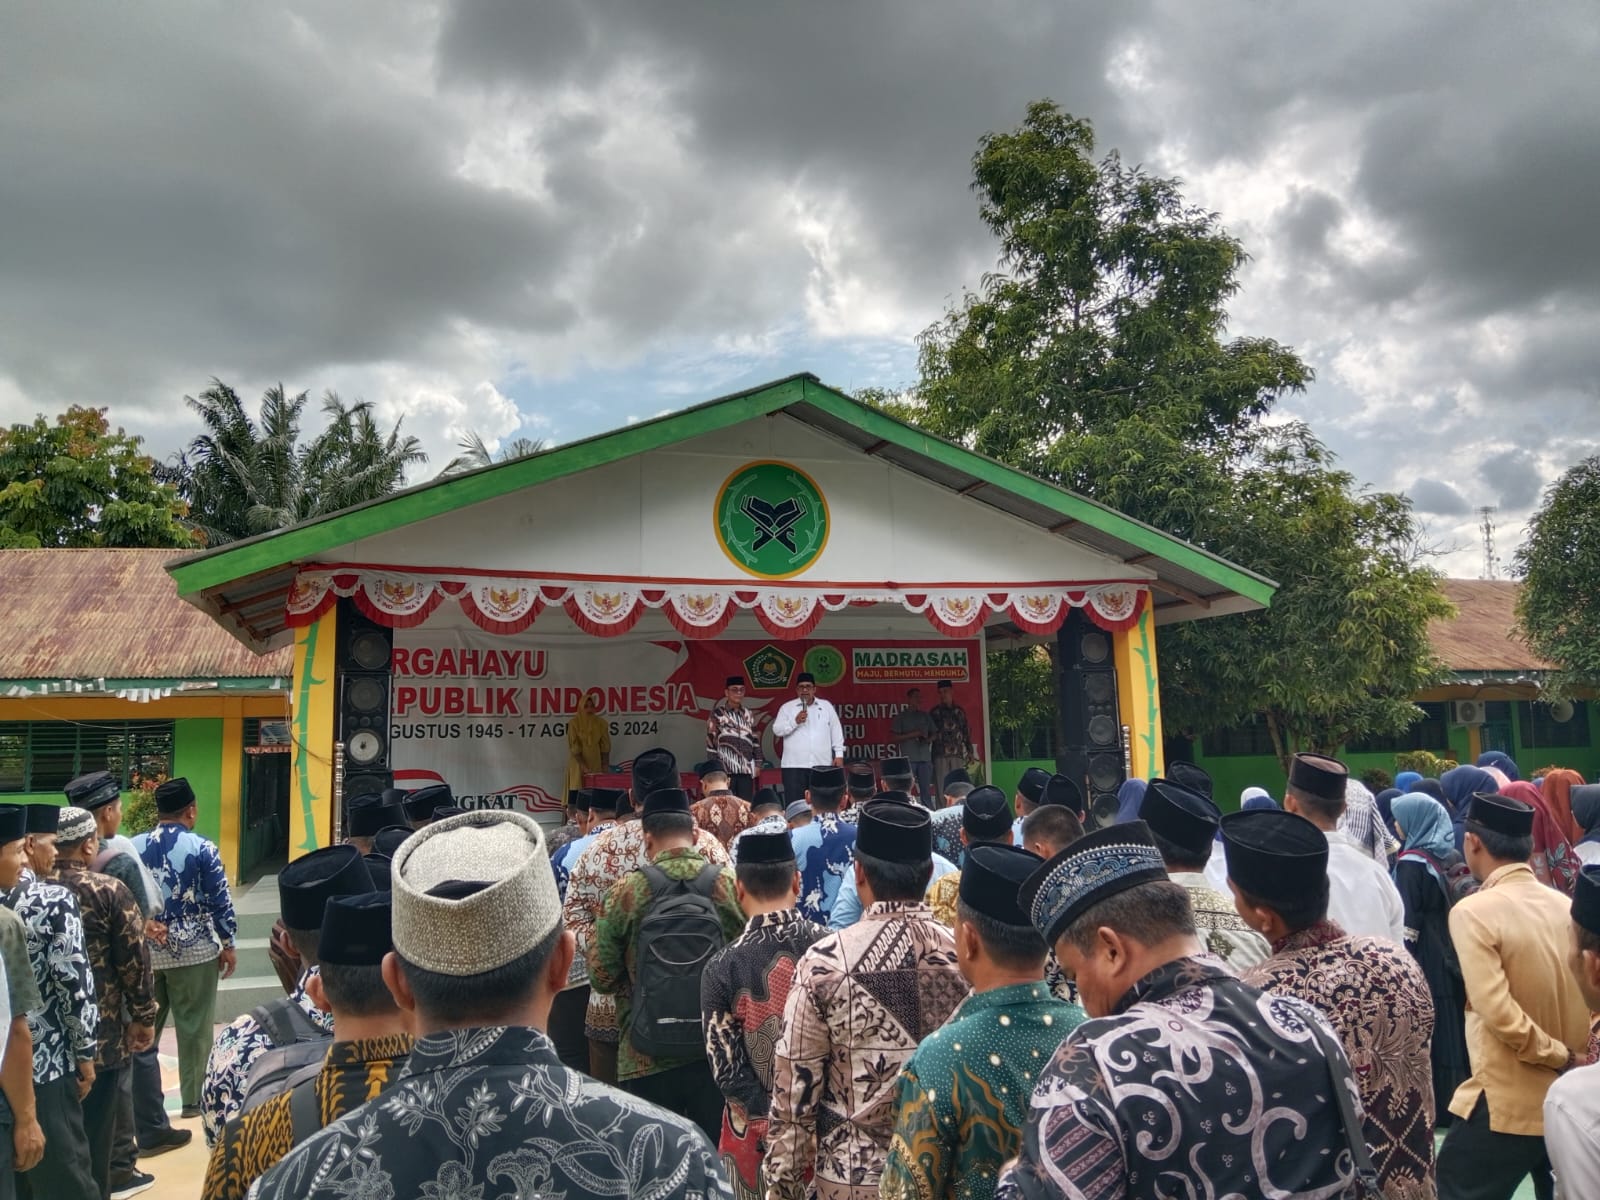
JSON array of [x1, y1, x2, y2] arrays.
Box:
[[1452, 700, 1485, 726]]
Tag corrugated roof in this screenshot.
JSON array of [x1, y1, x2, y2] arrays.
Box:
[[1431, 579, 1551, 673], [0, 549, 292, 681]]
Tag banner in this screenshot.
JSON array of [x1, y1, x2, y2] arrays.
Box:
[[387, 630, 985, 820]]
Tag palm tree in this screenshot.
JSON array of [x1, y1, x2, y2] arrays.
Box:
[[436, 430, 546, 477], [174, 380, 427, 545]]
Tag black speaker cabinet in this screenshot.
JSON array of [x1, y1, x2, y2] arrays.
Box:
[[1056, 608, 1125, 828], [336, 598, 394, 805]]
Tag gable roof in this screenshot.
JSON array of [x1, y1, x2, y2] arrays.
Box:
[[1431, 579, 1551, 674], [0, 549, 291, 685], [168, 374, 1276, 650]]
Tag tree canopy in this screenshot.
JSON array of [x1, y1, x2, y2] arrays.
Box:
[[0, 406, 195, 549], [1515, 455, 1600, 697]]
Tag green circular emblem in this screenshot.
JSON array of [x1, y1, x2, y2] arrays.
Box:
[[803, 645, 846, 688], [714, 461, 830, 579]]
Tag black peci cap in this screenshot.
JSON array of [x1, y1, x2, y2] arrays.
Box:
[[402, 784, 453, 823], [960, 843, 1044, 926], [1165, 761, 1214, 801], [962, 786, 1013, 838], [735, 827, 795, 865], [856, 799, 932, 864], [641, 788, 693, 819], [318, 891, 394, 967], [24, 804, 60, 836], [66, 771, 122, 810], [1140, 780, 1221, 860], [0, 806, 26, 846], [1289, 754, 1348, 802], [347, 793, 408, 839], [1465, 791, 1535, 839], [278, 845, 374, 932], [1220, 809, 1328, 905]]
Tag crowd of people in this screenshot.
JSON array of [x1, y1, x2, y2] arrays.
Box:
[[0, 732, 1597, 1200]]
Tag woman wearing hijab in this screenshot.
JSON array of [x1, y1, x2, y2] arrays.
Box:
[[1394, 770, 1423, 794], [1391, 791, 1474, 1114], [1203, 787, 1279, 891], [1438, 764, 1498, 851], [1475, 749, 1520, 781], [1112, 777, 1147, 824], [1499, 779, 1583, 894], [1541, 768, 1587, 843], [564, 692, 612, 794], [1375, 787, 1401, 839], [1573, 783, 1600, 866]]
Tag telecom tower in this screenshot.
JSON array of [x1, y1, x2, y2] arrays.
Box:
[[1478, 506, 1499, 579]]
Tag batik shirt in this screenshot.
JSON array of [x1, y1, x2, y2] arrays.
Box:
[[692, 792, 755, 846], [201, 970, 334, 1145], [792, 811, 857, 924], [247, 1025, 731, 1200], [926, 871, 962, 927], [708, 702, 760, 778], [728, 814, 790, 862], [562, 820, 729, 1040], [2, 869, 97, 1084], [929, 805, 965, 866], [0, 904, 43, 1033], [1168, 871, 1271, 972], [884, 982, 1086, 1200], [831, 851, 959, 931], [927, 703, 971, 760], [203, 1033, 413, 1200], [1243, 919, 1438, 1200], [51, 861, 154, 1069], [544, 819, 583, 865], [552, 819, 616, 902], [590, 846, 747, 1081], [996, 956, 1364, 1200], [135, 821, 237, 969], [767, 900, 969, 1200]]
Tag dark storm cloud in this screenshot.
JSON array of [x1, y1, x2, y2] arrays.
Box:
[[1479, 450, 1546, 512], [1408, 477, 1472, 516]]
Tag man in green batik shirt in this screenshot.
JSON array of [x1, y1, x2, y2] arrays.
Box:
[[883, 844, 1085, 1200]]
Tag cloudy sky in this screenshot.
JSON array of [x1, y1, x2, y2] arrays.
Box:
[[5, 2, 1597, 575]]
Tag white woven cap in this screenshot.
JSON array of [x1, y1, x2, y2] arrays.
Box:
[[391, 809, 560, 976]]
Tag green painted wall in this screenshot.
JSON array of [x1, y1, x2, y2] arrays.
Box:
[[173, 718, 225, 844]]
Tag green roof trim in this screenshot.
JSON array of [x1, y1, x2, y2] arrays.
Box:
[[0, 677, 288, 691], [167, 372, 1272, 607]]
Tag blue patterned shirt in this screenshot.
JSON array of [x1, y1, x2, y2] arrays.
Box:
[[792, 812, 857, 924], [134, 822, 237, 969], [551, 820, 616, 902]]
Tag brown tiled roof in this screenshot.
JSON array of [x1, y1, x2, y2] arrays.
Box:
[[0, 549, 292, 681], [1431, 578, 1552, 673]]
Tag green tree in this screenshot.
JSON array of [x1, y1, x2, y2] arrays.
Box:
[[1515, 455, 1600, 697], [174, 381, 427, 545], [436, 430, 546, 478], [0, 406, 195, 549]]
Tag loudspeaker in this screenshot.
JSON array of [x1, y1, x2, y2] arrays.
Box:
[[336, 599, 394, 800], [1056, 608, 1125, 828]]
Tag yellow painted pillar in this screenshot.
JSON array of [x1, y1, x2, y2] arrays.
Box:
[[218, 698, 244, 883], [1466, 722, 1483, 765], [1113, 601, 1165, 781], [289, 607, 338, 857]]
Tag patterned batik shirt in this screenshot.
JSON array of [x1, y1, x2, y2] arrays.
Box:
[[544, 819, 583, 865], [0, 903, 44, 1029], [692, 793, 755, 846], [701, 908, 831, 1200], [995, 956, 1365, 1200], [202, 1033, 413, 1200], [135, 821, 237, 969], [791, 812, 857, 924], [926, 871, 961, 928], [1242, 919, 1437, 1200], [552, 819, 617, 903], [929, 806, 965, 866], [589, 846, 748, 1081], [728, 814, 790, 863], [708, 701, 760, 778], [51, 861, 154, 1069], [201, 970, 335, 1145], [246, 1025, 732, 1200], [883, 982, 1086, 1200], [927, 703, 971, 760], [1167, 871, 1271, 973], [766, 901, 969, 1200], [2, 870, 98, 1084], [561, 819, 729, 1041]]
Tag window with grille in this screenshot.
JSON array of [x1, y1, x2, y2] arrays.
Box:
[[1516, 701, 1592, 750], [1344, 703, 1452, 754], [0, 721, 175, 793], [1200, 720, 1280, 758]]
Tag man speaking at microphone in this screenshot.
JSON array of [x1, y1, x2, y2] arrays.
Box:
[[772, 674, 845, 808]]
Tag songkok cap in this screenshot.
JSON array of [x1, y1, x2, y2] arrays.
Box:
[[0, 806, 25, 846], [155, 777, 197, 814], [373, 826, 412, 857], [589, 786, 627, 812], [881, 757, 913, 780], [381, 788, 408, 806], [809, 765, 845, 791], [785, 800, 812, 820], [641, 788, 692, 818], [846, 763, 877, 793], [1166, 761, 1214, 801], [796, 672, 816, 685], [962, 786, 1013, 838], [752, 786, 785, 813], [1020, 820, 1167, 947], [961, 843, 1044, 927], [696, 759, 727, 780], [856, 799, 932, 864], [432, 806, 468, 821], [1017, 767, 1052, 806], [1572, 866, 1600, 937], [1038, 773, 1085, 816], [874, 789, 913, 806], [725, 675, 746, 687], [393, 810, 561, 975], [736, 827, 794, 865], [1465, 791, 1535, 838], [364, 853, 393, 892], [942, 767, 972, 792], [318, 891, 393, 967], [24, 804, 60, 836], [937, 679, 954, 689], [1140, 780, 1221, 860], [65, 770, 121, 810], [1220, 809, 1328, 905], [631, 747, 678, 795], [403, 783, 453, 823], [347, 792, 407, 838], [569, 789, 593, 814], [1289, 753, 1348, 802], [278, 844, 374, 932], [57, 807, 95, 845]]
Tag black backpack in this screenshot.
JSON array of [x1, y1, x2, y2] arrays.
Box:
[[239, 998, 330, 1114], [628, 862, 728, 1058]]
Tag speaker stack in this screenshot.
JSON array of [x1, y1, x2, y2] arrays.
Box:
[[1056, 608, 1126, 828], [336, 598, 394, 808]]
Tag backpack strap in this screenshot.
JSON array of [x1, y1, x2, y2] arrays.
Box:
[[639, 862, 675, 898], [1307, 1012, 1382, 1197], [688, 862, 722, 899], [287, 1075, 321, 1145], [251, 996, 321, 1046]]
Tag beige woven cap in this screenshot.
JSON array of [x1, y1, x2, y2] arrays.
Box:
[[391, 809, 561, 976]]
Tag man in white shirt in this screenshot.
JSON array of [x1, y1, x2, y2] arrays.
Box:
[[1282, 752, 1405, 943], [772, 672, 844, 808], [1546, 864, 1600, 1200]]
